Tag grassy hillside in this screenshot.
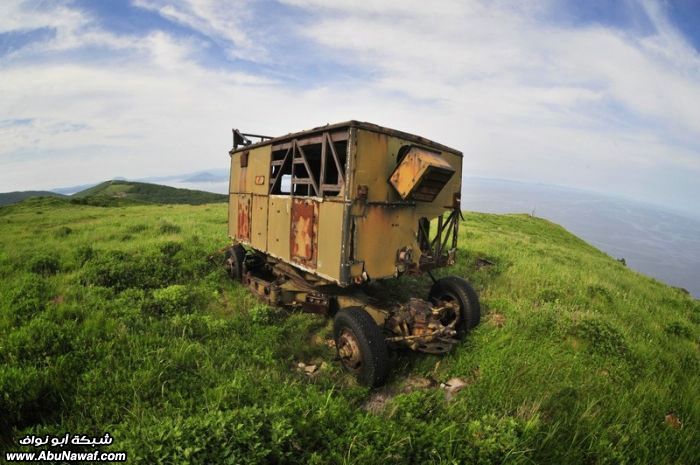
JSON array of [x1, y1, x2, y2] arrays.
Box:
[[70, 180, 227, 205], [0, 191, 65, 207], [0, 200, 697, 464], [0, 180, 226, 208]]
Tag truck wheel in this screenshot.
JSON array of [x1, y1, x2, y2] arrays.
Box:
[[333, 307, 389, 387], [429, 276, 480, 336], [224, 244, 246, 281]]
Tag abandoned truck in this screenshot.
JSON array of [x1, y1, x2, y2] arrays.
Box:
[[225, 121, 480, 386]]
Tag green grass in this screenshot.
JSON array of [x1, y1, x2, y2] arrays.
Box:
[[0, 199, 697, 464]]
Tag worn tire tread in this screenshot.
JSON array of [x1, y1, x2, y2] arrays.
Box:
[[333, 307, 389, 387]]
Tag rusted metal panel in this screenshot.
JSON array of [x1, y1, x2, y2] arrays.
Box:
[[237, 194, 251, 242], [230, 154, 241, 193], [353, 205, 416, 280], [290, 198, 318, 268], [268, 196, 291, 259], [389, 147, 455, 202], [228, 193, 238, 238], [316, 200, 344, 278], [243, 145, 271, 195], [352, 129, 391, 202], [251, 195, 268, 250]]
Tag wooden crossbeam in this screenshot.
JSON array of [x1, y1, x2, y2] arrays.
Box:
[[325, 132, 345, 185], [269, 145, 292, 193], [294, 144, 319, 196]]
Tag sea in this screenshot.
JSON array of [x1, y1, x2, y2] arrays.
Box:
[[462, 178, 700, 298]]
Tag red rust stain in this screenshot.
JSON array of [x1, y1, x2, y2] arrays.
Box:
[[290, 198, 318, 268], [237, 195, 251, 241]]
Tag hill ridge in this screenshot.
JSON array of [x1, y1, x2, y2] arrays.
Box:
[[0, 179, 227, 207]]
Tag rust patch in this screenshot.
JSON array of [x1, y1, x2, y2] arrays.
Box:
[[290, 198, 318, 268], [237, 195, 251, 241]]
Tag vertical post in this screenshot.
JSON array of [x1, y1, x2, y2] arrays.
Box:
[[291, 140, 296, 197], [436, 214, 444, 259], [320, 132, 327, 194]]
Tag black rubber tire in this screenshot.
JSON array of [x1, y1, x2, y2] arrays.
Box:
[[224, 244, 246, 281], [429, 276, 481, 336], [333, 307, 389, 387]]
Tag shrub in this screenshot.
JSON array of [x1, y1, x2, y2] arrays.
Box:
[[144, 285, 201, 317], [81, 250, 140, 291], [29, 254, 60, 276], [159, 222, 181, 234], [572, 317, 627, 356], [7, 274, 52, 323], [126, 223, 149, 234], [54, 226, 73, 237], [4, 317, 72, 363], [537, 288, 560, 303], [0, 366, 48, 433], [249, 303, 277, 325], [467, 414, 523, 465], [160, 241, 182, 256], [665, 321, 693, 339], [587, 284, 614, 303], [74, 245, 95, 266]]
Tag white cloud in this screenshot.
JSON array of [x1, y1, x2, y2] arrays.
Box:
[[132, 0, 265, 60], [0, 0, 699, 215], [275, 0, 700, 211]]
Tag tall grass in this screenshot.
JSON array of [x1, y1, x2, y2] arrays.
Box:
[[0, 198, 697, 464]]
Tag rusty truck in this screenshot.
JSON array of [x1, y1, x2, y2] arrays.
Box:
[[225, 121, 480, 386]]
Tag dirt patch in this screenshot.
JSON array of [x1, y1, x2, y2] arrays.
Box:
[[665, 413, 682, 429], [363, 388, 395, 414], [475, 257, 495, 270], [362, 376, 437, 414], [489, 312, 506, 328], [440, 377, 471, 401]]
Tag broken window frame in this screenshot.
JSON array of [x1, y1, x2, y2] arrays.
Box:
[[269, 130, 348, 198]]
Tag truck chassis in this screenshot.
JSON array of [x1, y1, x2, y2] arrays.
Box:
[[225, 243, 480, 386]]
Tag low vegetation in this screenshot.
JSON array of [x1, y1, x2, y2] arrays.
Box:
[[0, 197, 697, 464], [0, 180, 226, 208], [71, 180, 227, 205]]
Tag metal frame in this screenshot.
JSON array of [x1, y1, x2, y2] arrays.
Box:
[[269, 130, 348, 197], [417, 204, 461, 271], [232, 129, 272, 149]]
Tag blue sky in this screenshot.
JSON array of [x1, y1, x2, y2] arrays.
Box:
[[1, 0, 699, 216]]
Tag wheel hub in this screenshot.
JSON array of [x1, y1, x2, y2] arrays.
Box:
[[337, 329, 362, 371], [435, 295, 461, 327]]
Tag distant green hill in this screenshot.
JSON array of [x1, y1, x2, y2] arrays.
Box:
[[0, 180, 227, 207], [71, 180, 227, 205], [0, 190, 65, 206]]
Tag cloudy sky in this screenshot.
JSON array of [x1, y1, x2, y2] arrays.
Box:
[[1, 0, 699, 215]]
